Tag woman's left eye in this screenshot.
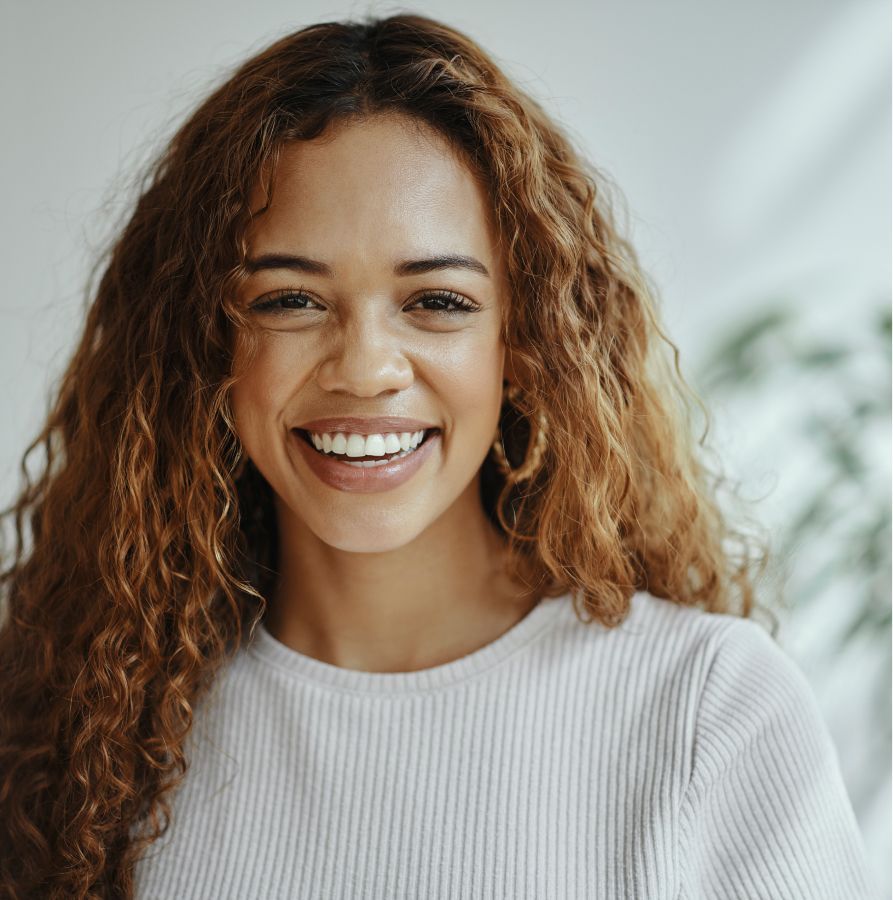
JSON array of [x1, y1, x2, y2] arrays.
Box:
[[250, 290, 481, 315], [407, 291, 481, 314]]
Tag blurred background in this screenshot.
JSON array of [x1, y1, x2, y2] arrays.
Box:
[[2, 0, 890, 892]]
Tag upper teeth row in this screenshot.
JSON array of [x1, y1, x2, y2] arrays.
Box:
[[309, 430, 426, 457]]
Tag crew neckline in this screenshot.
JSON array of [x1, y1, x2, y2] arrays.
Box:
[[245, 591, 573, 694]]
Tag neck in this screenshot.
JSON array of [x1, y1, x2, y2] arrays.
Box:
[[264, 481, 539, 673]]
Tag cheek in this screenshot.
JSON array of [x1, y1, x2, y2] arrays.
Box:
[[425, 336, 504, 432], [229, 340, 301, 440]]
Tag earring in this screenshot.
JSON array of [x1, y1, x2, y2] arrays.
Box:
[[491, 384, 549, 484]]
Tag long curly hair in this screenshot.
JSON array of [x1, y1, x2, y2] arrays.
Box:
[[0, 13, 776, 898]]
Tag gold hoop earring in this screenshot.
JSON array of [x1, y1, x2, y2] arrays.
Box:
[[491, 384, 549, 484]]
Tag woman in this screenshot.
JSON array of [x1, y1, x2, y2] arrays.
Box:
[[0, 13, 875, 900]]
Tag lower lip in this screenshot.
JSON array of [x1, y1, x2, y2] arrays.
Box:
[[291, 430, 441, 493]]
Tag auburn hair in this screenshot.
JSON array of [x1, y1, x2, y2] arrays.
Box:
[[0, 13, 775, 898]]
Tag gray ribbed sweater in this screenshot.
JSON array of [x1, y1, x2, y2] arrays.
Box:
[[133, 590, 877, 899]]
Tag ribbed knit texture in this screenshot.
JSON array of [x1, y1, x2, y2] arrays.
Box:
[[133, 590, 877, 899]]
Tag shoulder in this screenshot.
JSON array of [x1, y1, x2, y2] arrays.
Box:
[[553, 589, 774, 695], [664, 600, 877, 897], [681, 600, 832, 772]]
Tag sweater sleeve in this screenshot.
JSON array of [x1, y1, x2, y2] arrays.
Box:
[[677, 618, 878, 899]]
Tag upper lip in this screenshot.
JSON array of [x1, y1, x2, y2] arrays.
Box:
[[295, 417, 440, 435]]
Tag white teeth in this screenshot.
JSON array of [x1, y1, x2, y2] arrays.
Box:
[[345, 434, 367, 458], [307, 429, 427, 457]]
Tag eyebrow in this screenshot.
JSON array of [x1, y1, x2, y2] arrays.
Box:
[[244, 253, 490, 278]]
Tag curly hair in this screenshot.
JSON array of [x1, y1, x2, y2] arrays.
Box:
[[0, 13, 776, 898]]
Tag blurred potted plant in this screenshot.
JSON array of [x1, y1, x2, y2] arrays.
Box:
[[693, 299, 891, 817]]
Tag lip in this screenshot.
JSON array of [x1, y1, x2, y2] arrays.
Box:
[[291, 427, 441, 493], [295, 416, 438, 436]]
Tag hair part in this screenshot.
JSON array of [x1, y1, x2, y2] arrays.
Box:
[[0, 14, 775, 897]]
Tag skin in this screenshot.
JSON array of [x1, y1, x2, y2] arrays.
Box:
[[229, 111, 539, 673]]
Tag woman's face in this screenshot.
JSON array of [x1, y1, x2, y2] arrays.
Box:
[[230, 112, 514, 553]]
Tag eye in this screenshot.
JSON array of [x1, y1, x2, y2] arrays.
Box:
[[250, 289, 482, 316], [407, 291, 481, 315], [250, 290, 321, 314]]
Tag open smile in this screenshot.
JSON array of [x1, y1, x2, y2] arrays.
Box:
[[291, 427, 442, 494]]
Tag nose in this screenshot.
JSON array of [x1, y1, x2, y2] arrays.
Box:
[[314, 309, 414, 397]]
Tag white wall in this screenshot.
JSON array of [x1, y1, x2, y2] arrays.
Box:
[[2, 0, 889, 891]]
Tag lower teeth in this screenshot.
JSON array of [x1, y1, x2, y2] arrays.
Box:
[[318, 444, 419, 468]]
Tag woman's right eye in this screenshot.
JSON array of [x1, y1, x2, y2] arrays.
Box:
[[250, 291, 321, 314]]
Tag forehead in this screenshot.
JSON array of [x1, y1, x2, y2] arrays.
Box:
[[246, 113, 500, 265]]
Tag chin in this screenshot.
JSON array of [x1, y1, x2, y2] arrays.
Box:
[[302, 513, 428, 555]]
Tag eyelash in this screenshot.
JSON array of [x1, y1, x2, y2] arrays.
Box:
[[250, 289, 481, 316]]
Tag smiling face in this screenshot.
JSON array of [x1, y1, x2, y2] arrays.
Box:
[[229, 111, 514, 553]]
